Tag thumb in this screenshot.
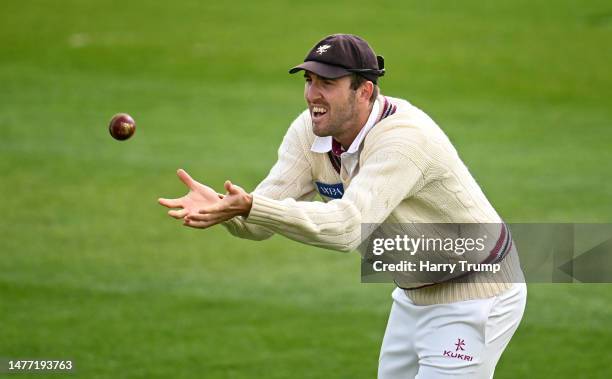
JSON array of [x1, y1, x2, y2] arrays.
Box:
[[224, 180, 243, 195], [177, 169, 196, 190]]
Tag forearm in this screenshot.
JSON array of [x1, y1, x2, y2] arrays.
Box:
[[222, 215, 275, 241], [246, 194, 362, 252], [221, 192, 275, 240]]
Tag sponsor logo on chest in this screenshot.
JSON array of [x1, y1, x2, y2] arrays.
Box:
[[315, 181, 344, 199]]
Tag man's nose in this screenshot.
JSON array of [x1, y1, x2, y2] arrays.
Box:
[[305, 83, 322, 103]]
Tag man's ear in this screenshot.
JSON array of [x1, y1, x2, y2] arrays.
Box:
[[360, 81, 374, 103]]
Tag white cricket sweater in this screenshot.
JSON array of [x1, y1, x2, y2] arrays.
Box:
[[223, 95, 523, 305]]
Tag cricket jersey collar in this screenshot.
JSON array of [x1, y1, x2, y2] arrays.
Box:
[[310, 99, 380, 154]]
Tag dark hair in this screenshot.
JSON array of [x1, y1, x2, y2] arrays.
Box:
[[350, 73, 379, 104]]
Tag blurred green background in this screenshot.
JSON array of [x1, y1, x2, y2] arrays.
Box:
[[1, 0, 611, 378]]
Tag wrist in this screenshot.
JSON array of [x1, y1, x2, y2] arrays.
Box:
[[241, 193, 253, 218]]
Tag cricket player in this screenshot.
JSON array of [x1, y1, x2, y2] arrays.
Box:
[[159, 34, 527, 378]]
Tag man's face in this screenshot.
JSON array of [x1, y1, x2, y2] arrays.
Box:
[[303, 72, 359, 137]]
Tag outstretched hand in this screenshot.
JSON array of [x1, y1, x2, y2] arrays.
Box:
[[158, 169, 253, 229]]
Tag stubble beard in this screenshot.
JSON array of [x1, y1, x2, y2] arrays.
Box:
[[312, 91, 357, 138]]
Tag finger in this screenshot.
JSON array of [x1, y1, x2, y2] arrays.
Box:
[[183, 218, 212, 229], [225, 180, 245, 195], [168, 209, 188, 219], [186, 212, 211, 222], [224, 180, 233, 193], [177, 169, 196, 190], [198, 203, 224, 214], [224, 180, 239, 195], [217, 193, 225, 199], [158, 197, 182, 208]]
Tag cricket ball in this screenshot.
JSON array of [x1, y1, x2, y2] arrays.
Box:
[[109, 113, 136, 141]]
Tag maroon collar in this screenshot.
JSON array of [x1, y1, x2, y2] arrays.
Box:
[[327, 96, 397, 172], [329, 96, 397, 158]]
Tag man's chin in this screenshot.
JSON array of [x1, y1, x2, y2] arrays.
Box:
[[312, 123, 331, 137]]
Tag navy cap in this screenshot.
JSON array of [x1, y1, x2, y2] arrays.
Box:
[[289, 34, 385, 83]]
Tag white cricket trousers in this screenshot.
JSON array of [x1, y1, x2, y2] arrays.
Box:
[[378, 283, 526, 379]]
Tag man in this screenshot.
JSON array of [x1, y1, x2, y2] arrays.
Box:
[[159, 34, 526, 378]]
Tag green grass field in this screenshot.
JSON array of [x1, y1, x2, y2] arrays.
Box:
[[1, 0, 611, 377]]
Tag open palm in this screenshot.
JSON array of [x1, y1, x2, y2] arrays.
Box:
[[158, 169, 221, 219]]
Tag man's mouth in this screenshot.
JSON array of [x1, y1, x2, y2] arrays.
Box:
[[311, 106, 328, 122]]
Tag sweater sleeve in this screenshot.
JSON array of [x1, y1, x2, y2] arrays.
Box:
[[244, 126, 431, 251], [222, 112, 317, 240]]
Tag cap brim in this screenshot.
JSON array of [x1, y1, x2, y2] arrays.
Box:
[[289, 61, 351, 79]]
